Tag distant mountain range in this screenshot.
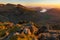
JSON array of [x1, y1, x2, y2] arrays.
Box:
[[0, 3, 60, 26]]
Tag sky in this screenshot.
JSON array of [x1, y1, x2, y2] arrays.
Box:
[[0, 0, 60, 7]]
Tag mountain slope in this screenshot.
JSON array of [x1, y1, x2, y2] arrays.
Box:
[[46, 8, 60, 23], [0, 4, 53, 26], [0, 4, 41, 24]]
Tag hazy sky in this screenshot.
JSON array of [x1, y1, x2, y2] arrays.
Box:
[[0, 0, 60, 7], [0, 0, 60, 3]]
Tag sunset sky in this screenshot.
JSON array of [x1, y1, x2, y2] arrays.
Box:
[[0, 0, 60, 8]]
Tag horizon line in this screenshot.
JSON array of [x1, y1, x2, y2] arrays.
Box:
[[0, 3, 60, 8]]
